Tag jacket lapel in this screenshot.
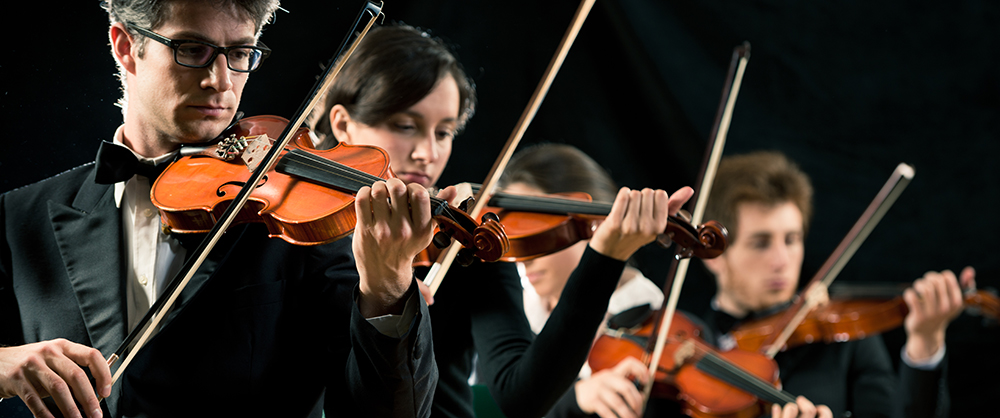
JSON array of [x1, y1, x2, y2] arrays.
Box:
[[47, 168, 127, 416], [49, 170, 127, 355]]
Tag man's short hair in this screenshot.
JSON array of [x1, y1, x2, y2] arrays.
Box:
[[704, 151, 814, 242], [101, 0, 280, 110]]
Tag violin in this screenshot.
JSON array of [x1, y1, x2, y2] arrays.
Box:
[[152, 114, 510, 264], [588, 307, 798, 418], [413, 189, 728, 267], [730, 284, 1000, 353], [483, 190, 728, 261]]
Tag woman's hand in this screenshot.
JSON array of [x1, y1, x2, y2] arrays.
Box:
[[589, 186, 693, 261], [354, 178, 437, 317], [575, 356, 650, 418], [903, 266, 975, 361]]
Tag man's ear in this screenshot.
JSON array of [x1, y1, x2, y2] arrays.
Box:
[[110, 23, 137, 75], [329, 104, 355, 144]]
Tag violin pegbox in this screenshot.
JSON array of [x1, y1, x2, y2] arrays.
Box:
[[213, 134, 249, 161]]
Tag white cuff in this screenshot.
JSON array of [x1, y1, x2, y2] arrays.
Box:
[[901, 344, 946, 371], [364, 290, 419, 338]]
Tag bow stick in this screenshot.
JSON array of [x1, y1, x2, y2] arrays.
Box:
[[423, 0, 597, 295], [104, 1, 384, 387], [761, 162, 914, 358], [642, 42, 750, 403]]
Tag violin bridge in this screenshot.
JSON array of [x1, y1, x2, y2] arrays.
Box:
[[672, 340, 697, 368], [240, 134, 273, 172]]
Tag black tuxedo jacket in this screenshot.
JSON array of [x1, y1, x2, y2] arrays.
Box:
[[0, 160, 436, 417]]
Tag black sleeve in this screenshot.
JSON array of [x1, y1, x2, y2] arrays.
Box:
[[847, 336, 897, 418], [314, 237, 436, 418], [546, 384, 592, 418], [894, 353, 948, 418], [0, 193, 23, 346], [343, 282, 437, 418], [472, 246, 626, 417]]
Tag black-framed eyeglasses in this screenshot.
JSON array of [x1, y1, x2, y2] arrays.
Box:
[[126, 24, 271, 73]]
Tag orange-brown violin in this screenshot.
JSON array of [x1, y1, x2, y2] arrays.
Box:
[[152, 114, 509, 264]]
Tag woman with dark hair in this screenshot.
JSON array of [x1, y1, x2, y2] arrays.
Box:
[[499, 143, 667, 418], [308, 24, 691, 418]]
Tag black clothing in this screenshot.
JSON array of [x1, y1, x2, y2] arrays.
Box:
[[0, 155, 436, 417], [426, 247, 626, 417]]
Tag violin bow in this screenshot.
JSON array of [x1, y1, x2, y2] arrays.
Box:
[[642, 42, 750, 403], [104, 1, 385, 387], [423, 0, 597, 296], [761, 162, 914, 358]]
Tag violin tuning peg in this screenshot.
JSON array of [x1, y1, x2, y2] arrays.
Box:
[[458, 196, 476, 213], [432, 231, 453, 249], [456, 248, 476, 267], [676, 210, 692, 223], [481, 211, 500, 224], [655, 233, 674, 249]]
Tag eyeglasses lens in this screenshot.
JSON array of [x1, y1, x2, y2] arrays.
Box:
[[175, 43, 261, 72]]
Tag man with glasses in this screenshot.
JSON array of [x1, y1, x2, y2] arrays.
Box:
[[0, 1, 438, 417]]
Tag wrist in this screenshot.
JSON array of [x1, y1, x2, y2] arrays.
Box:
[[905, 330, 944, 362], [358, 265, 414, 318], [588, 240, 631, 262]]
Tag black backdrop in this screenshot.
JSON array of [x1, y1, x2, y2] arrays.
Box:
[[2, 1, 997, 415]]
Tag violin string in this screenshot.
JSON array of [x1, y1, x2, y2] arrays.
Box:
[[278, 149, 457, 220], [680, 336, 797, 405], [487, 193, 612, 215], [280, 149, 383, 190], [695, 350, 797, 405], [468, 183, 613, 215]]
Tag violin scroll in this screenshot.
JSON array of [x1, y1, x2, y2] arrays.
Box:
[[660, 216, 729, 260], [430, 200, 510, 266]]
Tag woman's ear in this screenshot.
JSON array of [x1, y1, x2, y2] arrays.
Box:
[[329, 104, 355, 144], [110, 23, 137, 75]]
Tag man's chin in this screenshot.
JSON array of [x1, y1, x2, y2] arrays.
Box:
[[176, 122, 232, 144]]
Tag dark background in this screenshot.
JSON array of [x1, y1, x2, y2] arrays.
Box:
[[2, 0, 997, 415]]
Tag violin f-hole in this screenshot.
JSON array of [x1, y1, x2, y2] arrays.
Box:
[[216, 175, 268, 197]]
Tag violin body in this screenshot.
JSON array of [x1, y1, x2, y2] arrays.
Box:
[[152, 115, 392, 245], [590, 310, 784, 418]]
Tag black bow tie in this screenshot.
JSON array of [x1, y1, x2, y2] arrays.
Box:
[[94, 141, 173, 184], [708, 308, 744, 335]]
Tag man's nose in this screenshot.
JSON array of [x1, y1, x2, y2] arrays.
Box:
[[202, 53, 234, 91]]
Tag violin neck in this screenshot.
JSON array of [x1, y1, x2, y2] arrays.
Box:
[[467, 182, 611, 216], [487, 192, 611, 215], [277, 149, 466, 227], [277, 149, 383, 193]]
